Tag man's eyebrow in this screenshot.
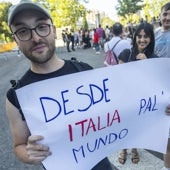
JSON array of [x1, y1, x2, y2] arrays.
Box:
[[162, 11, 168, 15]]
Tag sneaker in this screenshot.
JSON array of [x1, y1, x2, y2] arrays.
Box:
[[96, 51, 100, 54]]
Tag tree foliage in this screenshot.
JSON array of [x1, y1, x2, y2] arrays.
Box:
[[117, 0, 169, 25], [116, 0, 143, 18], [101, 16, 114, 28], [82, 14, 88, 30], [0, 0, 86, 42], [116, 0, 143, 21], [142, 0, 169, 21], [38, 0, 86, 28], [1, 0, 169, 42], [0, 2, 12, 42]]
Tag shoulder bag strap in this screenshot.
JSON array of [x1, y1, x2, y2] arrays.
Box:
[[111, 39, 121, 51], [70, 59, 83, 72], [107, 42, 110, 50]]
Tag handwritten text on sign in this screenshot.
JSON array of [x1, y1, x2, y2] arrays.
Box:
[[16, 58, 170, 170]]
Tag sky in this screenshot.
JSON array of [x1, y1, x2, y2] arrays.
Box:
[[1, 0, 118, 19], [82, 0, 118, 19]]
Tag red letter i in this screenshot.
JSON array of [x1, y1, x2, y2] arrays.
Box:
[[68, 124, 73, 142]]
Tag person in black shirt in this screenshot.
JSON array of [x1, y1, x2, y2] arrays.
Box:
[[6, 0, 112, 169]]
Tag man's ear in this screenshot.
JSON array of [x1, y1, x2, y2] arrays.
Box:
[[13, 35, 17, 43], [13, 36, 21, 52], [53, 25, 57, 39], [13, 35, 19, 46]]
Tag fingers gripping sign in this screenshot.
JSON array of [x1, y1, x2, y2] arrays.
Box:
[[136, 53, 147, 60], [165, 104, 170, 115], [26, 135, 52, 164]]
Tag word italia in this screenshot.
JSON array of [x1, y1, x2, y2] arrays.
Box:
[[68, 110, 120, 142]]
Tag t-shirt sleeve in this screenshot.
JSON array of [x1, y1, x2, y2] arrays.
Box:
[[6, 88, 17, 107], [118, 49, 131, 63], [6, 87, 26, 121]]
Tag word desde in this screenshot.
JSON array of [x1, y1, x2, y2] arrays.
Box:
[[39, 78, 110, 122]]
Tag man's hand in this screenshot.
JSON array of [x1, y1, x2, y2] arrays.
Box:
[[165, 104, 170, 115], [26, 135, 51, 164]]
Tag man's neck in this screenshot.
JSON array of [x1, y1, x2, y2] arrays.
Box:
[[30, 57, 64, 74]]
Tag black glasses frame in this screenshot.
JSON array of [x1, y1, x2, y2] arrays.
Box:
[[12, 24, 53, 41]]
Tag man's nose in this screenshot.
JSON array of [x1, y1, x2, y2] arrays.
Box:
[[140, 36, 145, 41], [31, 30, 41, 41]]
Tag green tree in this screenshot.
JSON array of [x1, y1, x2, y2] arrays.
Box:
[[0, 0, 87, 42], [116, 0, 143, 20], [101, 16, 114, 28], [142, 0, 169, 21], [82, 14, 88, 30], [38, 0, 86, 28], [0, 2, 12, 42]]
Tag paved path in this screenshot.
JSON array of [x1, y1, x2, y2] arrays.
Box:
[[0, 47, 164, 170]]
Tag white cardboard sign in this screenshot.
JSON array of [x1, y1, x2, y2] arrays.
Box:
[[16, 58, 170, 170]]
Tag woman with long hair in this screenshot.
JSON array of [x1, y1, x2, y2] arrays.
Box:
[[119, 22, 158, 64], [118, 22, 158, 165]]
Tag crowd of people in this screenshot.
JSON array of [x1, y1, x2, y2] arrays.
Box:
[[105, 3, 170, 170], [5, 0, 170, 170], [60, 12, 164, 57], [60, 24, 113, 54]]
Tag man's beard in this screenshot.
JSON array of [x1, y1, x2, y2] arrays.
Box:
[[23, 41, 56, 64]]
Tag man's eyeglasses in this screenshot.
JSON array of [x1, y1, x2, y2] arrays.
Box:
[[12, 24, 53, 41]]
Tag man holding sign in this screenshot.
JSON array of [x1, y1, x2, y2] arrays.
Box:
[[5, 0, 170, 170], [5, 0, 112, 169]]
